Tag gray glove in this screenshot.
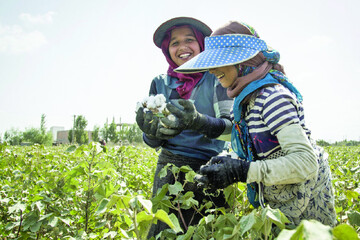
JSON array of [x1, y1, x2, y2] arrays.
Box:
[[161, 99, 204, 131], [161, 99, 226, 138], [136, 107, 181, 140], [196, 156, 250, 189]]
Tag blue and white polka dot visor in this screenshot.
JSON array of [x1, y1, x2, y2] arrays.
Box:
[[175, 34, 268, 73]]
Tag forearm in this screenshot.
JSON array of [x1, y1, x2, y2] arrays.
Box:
[[143, 133, 165, 148], [247, 124, 318, 186], [195, 115, 232, 139]]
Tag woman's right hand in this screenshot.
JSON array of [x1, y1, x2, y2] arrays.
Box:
[[136, 107, 181, 140]]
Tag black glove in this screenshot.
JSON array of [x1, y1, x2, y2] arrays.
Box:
[[196, 156, 250, 189], [136, 107, 181, 140], [161, 99, 226, 138]]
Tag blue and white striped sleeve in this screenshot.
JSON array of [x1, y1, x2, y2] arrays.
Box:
[[261, 86, 300, 136]]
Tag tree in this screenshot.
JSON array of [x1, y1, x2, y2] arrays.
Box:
[[92, 125, 100, 142], [101, 119, 110, 142], [4, 128, 23, 145], [108, 118, 119, 143], [69, 115, 89, 145]]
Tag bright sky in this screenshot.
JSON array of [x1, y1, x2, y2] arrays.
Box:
[[0, 0, 359, 143]]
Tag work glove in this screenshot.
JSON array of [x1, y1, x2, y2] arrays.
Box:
[[136, 107, 181, 140], [195, 156, 250, 189], [163, 99, 212, 131]]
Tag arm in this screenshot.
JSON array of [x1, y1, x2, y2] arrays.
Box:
[[247, 123, 318, 186], [161, 99, 231, 138]]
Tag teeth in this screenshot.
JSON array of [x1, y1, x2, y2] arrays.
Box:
[[179, 53, 191, 58], [217, 73, 225, 79]]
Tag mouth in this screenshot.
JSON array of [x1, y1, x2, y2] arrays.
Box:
[[178, 53, 191, 59], [216, 73, 225, 80]]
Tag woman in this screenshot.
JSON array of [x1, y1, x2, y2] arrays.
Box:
[[135, 17, 233, 237], [174, 21, 337, 227]]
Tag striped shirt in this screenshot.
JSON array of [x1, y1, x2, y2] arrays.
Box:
[[244, 84, 311, 159]]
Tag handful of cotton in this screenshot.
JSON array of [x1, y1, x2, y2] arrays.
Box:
[[136, 94, 176, 123]]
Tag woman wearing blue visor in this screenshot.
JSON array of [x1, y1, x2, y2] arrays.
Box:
[[172, 21, 337, 226]]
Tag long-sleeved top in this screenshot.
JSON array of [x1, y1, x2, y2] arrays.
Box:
[[238, 84, 336, 226], [144, 71, 233, 161]]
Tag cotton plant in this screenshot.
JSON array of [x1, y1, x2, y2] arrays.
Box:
[[136, 94, 176, 122]]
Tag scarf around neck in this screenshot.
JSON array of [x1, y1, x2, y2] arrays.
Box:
[[161, 25, 205, 99]]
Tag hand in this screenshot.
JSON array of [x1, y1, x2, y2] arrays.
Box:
[[161, 99, 203, 131], [136, 107, 181, 139], [196, 156, 250, 189]]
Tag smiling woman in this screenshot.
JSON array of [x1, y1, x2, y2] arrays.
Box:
[[135, 16, 234, 238], [168, 26, 201, 67]]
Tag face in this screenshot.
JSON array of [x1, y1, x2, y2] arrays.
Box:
[[168, 26, 201, 67], [209, 65, 238, 88]]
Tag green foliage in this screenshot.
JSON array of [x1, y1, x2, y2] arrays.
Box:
[[3, 128, 23, 145], [69, 115, 89, 145], [22, 127, 53, 146], [92, 125, 100, 142], [0, 144, 359, 239]]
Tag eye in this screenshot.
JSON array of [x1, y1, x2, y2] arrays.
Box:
[[170, 41, 179, 47]]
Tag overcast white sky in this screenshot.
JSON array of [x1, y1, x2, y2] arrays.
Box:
[[0, 0, 359, 143]]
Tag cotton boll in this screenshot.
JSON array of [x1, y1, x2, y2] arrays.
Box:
[[154, 94, 166, 107], [137, 94, 171, 116]]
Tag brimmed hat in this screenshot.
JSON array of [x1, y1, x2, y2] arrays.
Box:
[[174, 34, 268, 73], [153, 17, 212, 48]]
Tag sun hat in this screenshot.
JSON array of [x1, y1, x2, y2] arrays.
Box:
[[153, 17, 212, 48], [174, 34, 268, 73], [174, 21, 269, 73]]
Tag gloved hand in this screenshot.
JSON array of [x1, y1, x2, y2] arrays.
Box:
[[161, 99, 206, 131], [136, 107, 181, 139], [195, 156, 250, 189]]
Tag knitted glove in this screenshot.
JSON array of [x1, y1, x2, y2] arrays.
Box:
[[136, 107, 180, 139], [196, 156, 250, 189], [161, 99, 226, 138]]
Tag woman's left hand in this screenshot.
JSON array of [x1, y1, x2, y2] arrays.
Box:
[[195, 156, 250, 189]]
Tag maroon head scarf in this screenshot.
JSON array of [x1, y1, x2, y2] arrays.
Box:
[[160, 25, 205, 99]]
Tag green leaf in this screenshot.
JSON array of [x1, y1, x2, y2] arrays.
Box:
[[59, 217, 72, 226], [137, 196, 153, 214], [103, 231, 118, 238], [265, 206, 289, 229], [159, 167, 168, 179], [348, 211, 360, 227], [177, 225, 195, 240], [66, 145, 77, 152], [22, 211, 39, 230], [136, 211, 153, 223], [154, 210, 182, 233], [8, 202, 26, 214], [278, 220, 332, 240], [38, 213, 53, 221], [168, 181, 183, 195], [96, 198, 109, 215], [332, 223, 360, 240], [239, 210, 256, 236], [30, 221, 42, 232], [205, 214, 215, 224], [95, 220, 107, 229], [48, 216, 58, 227]]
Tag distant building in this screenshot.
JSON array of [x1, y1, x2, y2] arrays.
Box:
[[50, 126, 65, 141], [56, 130, 93, 144]]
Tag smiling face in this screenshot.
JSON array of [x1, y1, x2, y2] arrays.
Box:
[[168, 26, 201, 67], [209, 65, 239, 88]]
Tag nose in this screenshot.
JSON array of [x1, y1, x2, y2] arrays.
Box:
[[178, 41, 189, 50]]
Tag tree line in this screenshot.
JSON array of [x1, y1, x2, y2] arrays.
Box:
[[1, 114, 143, 146]]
